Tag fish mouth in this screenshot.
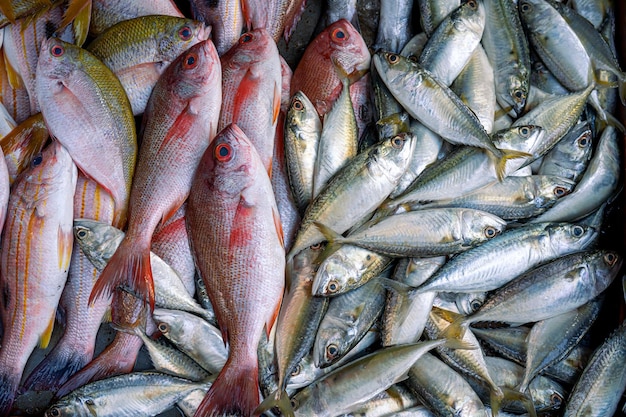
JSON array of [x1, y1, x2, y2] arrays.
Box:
[[197, 24, 212, 42]]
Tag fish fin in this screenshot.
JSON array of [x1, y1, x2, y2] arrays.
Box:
[[431, 305, 465, 323], [102, 306, 112, 323], [331, 57, 368, 87], [282, 0, 307, 43], [60, 0, 92, 46], [194, 358, 260, 417], [3, 48, 23, 90], [39, 313, 56, 349], [435, 308, 470, 340], [254, 389, 294, 417], [273, 82, 281, 125], [0, 2, 16, 24], [89, 236, 155, 312], [58, 225, 73, 271], [240, 0, 251, 29], [491, 386, 537, 417], [21, 345, 91, 393], [1, 113, 48, 184], [378, 276, 414, 296], [273, 206, 285, 249], [494, 149, 532, 181], [0, 373, 19, 416], [161, 200, 185, 229], [157, 106, 196, 154], [313, 221, 343, 243], [441, 337, 478, 351]]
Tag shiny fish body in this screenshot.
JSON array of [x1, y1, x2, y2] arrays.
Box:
[[284, 90, 321, 213], [330, 208, 507, 258], [86, 16, 209, 115], [414, 222, 597, 294], [481, 0, 531, 116], [415, 175, 576, 220], [90, 0, 184, 36], [537, 121, 593, 183], [153, 308, 227, 375], [416, 0, 460, 37], [189, 0, 242, 55], [45, 371, 211, 417], [418, 0, 485, 87], [0, 142, 77, 415], [374, 0, 413, 53], [287, 133, 416, 260], [460, 249, 621, 326], [563, 320, 626, 417]]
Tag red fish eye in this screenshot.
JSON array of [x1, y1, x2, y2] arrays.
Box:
[[215, 143, 233, 162], [331, 28, 347, 42], [183, 53, 198, 69], [240, 33, 253, 43], [179, 26, 193, 40], [51, 44, 64, 57]]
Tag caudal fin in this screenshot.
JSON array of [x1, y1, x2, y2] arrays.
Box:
[[194, 359, 260, 417], [89, 236, 154, 311], [0, 372, 20, 417], [494, 149, 533, 181], [20, 344, 91, 394], [254, 389, 295, 417]]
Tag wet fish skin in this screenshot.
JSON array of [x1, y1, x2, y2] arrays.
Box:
[[189, 0, 242, 55], [90, 0, 184, 37], [0, 112, 48, 184], [415, 0, 460, 36], [374, 0, 413, 53], [537, 121, 593, 183], [91, 38, 222, 311], [0, 141, 77, 416], [36, 36, 137, 230]]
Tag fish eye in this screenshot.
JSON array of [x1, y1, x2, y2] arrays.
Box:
[[290, 364, 301, 376], [85, 399, 95, 406], [484, 226, 498, 239], [32, 153, 43, 167], [466, 0, 477, 9], [292, 98, 304, 111], [513, 88, 524, 99], [290, 398, 298, 408], [75, 228, 88, 239], [520, 2, 532, 12], [51, 44, 64, 57], [519, 126, 530, 137], [240, 33, 254, 43], [571, 225, 584, 237], [331, 28, 347, 41], [310, 242, 323, 250], [325, 280, 340, 293], [408, 54, 418, 63], [326, 343, 339, 359], [214, 143, 233, 162], [158, 322, 169, 333], [178, 26, 193, 40], [47, 407, 61, 417], [553, 186, 568, 197], [577, 135, 590, 148], [470, 299, 483, 312], [550, 393, 563, 407], [387, 54, 400, 64], [183, 52, 198, 69], [604, 252, 617, 265], [391, 135, 405, 148]]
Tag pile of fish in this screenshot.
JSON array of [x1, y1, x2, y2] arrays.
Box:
[[0, 0, 624, 416]]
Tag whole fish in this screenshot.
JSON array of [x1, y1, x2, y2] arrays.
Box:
[[0, 141, 77, 416], [36, 37, 137, 229], [374, 52, 530, 180], [186, 124, 285, 417], [91, 38, 222, 310], [290, 19, 370, 117], [218, 28, 282, 174], [86, 15, 210, 115]]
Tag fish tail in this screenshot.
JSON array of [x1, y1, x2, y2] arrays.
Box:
[[89, 236, 154, 311], [0, 373, 19, 417], [494, 149, 533, 181], [20, 343, 91, 393], [490, 386, 538, 417], [254, 389, 295, 417], [194, 358, 260, 417]]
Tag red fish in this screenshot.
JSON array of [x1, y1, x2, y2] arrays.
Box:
[[290, 19, 370, 117], [219, 29, 282, 175], [187, 124, 285, 417], [90, 38, 222, 310]]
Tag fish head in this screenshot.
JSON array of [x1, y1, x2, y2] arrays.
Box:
[[459, 209, 506, 247], [528, 375, 566, 411], [45, 397, 92, 417], [453, 0, 486, 37], [547, 223, 597, 253], [592, 250, 622, 294], [36, 37, 82, 93], [312, 245, 377, 296], [22, 141, 74, 186], [373, 52, 424, 92], [287, 91, 321, 137], [314, 315, 354, 367], [533, 175, 576, 208], [286, 354, 317, 389], [73, 219, 124, 270], [152, 308, 190, 342], [221, 28, 276, 69], [317, 19, 370, 76], [455, 291, 487, 315], [493, 124, 544, 159], [372, 132, 417, 180], [155, 18, 210, 60], [499, 73, 530, 118]]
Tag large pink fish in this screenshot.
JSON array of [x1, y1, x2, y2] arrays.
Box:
[[90, 38, 222, 310], [0, 141, 77, 416], [218, 29, 282, 174], [187, 124, 285, 417]]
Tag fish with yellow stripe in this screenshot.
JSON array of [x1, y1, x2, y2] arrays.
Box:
[[0, 140, 77, 417]]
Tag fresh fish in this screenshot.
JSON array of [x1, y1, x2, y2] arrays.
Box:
[[316, 0, 359, 36], [177, 388, 210, 417], [0, 0, 52, 28], [411, 222, 597, 294], [415, 175, 576, 220], [0, 141, 77, 416], [186, 124, 285, 417], [46, 371, 212, 417], [19, 175, 114, 395], [90, 0, 184, 36], [481, 0, 531, 116], [189, 0, 242, 55], [537, 121, 593, 183], [290, 19, 370, 117], [531, 125, 620, 223], [418, 0, 485, 87], [241, 0, 307, 43], [284, 90, 322, 213], [336, 384, 420, 417], [570, 0, 612, 28], [317, 207, 506, 258], [0, 53, 31, 124], [374, 52, 530, 180], [288, 133, 416, 260], [86, 15, 210, 115], [72, 219, 215, 324], [218, 29, 282, 173], [91, 38, 222, 310], [153, 308, 228, 375], [374, 0, 413, 53], [36, 37, 137, 229], [415, 0, 460, 36], [563, 320, 626, 417], [0, 112, 48, 184]]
